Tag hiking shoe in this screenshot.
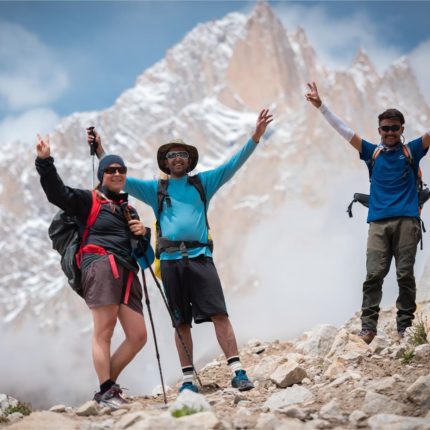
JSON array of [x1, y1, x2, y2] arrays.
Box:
[[398, 328, 407, 339], [231, 370, 254, 391], [93, 384, 129, 409], [179, 382, 199, 393], [358, 329, 376, 344]]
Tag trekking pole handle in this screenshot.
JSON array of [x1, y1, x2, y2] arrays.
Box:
[[87, 126, 96, 156]]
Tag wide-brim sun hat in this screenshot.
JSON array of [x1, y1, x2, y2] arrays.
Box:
[[157, 138, 198, 174]]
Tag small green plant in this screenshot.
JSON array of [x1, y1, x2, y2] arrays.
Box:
[[410, 316, 428, 347], [171, 405, 204, 418], [0, 415, 9, 424], [401, 349, 415, 364], [3, 402, 32, 417]]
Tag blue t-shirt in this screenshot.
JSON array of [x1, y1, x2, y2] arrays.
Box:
[[360, 137, 427, 223], [125, 138, 257, 259]]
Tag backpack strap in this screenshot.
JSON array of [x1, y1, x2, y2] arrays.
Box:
[[365, 147, 382, 179], [75, 190, 105, 269], [346, 193, 370, 218], [157, 179, 171, 218], [188, 175, 210, 229]]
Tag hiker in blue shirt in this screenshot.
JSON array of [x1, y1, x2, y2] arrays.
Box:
[[89, 109, 273, 392], [306, 81, 430, 344]]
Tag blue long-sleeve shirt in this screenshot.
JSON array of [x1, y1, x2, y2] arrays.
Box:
[[125, 137, 258, 260]]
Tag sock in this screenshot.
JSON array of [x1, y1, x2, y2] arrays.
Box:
[[100, 379, 115, 394], [227, 356, 243, 376], [181, 366, 194, 385]]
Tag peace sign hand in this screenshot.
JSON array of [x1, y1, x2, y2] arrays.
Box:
[[36, 134, 51, 159], [305, 82, 322, 108]]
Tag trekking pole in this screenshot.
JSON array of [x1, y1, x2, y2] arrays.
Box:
[[141, 268, 168, 404], [121, 206, 168, 404], [143, 257, 203, 388], [87, 126, 96, 189]]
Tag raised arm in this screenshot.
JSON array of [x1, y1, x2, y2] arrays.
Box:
[[305, 82, 362, 152], [201, 109, 273, 200], [86, 127, 105, 159], [35, 134, 90, 217]]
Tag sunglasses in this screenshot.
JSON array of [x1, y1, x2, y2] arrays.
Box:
[[104, 166, 127, 175], [379, 125, 402, 132], [166, 151, 189, 159]]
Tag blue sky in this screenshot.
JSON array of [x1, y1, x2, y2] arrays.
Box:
[[0, 0, 429, 142]]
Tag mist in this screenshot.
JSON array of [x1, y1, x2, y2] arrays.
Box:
[[2, 170, 430, 409]]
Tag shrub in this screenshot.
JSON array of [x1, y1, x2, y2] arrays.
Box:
[[171, 405, 204, 418], [401, 349, 415, 364]]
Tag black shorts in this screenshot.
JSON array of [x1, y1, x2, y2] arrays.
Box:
[[160, 256, 228, 326]]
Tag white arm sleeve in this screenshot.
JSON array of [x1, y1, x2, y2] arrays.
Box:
[[319, 103, 355, 142]]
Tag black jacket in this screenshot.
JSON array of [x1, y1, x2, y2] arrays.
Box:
[[36, 156, 139, 272]]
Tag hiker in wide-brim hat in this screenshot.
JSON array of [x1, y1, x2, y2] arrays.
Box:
[[157, 138, 199, 175], [35, 134, 151, 409]]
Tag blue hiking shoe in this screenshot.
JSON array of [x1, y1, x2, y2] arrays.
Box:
[[179, 382, 199, 393], [231, 370, 254, 392]]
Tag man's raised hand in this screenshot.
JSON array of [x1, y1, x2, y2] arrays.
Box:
[[305, 82, 322, 108], [253, 109, 274, 143]]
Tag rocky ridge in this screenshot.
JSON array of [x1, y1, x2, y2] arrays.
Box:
[[2, 305, 430, 430]]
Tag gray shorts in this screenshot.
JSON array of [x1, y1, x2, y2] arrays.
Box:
[[160, 256, 228, 326], [82, 256, 143, 315]]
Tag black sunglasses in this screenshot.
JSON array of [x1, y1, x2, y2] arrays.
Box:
[[379, 125, 402, 132], [104, 166, 127, 175], [166, 151, 189, 160]]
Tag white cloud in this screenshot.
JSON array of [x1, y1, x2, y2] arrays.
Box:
[[274, 3, 403, 73], [0, 108, 59, 144], [409, 39, 430, 105], [273, 3, 429, 106], [0, 20, 69, 110]]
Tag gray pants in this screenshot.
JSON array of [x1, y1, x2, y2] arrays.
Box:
[[361, 217, 421, 331]]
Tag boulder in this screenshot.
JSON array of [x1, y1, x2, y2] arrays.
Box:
[[296, 324, 338, 357], [270, 360, 308, 388], [361, 391, 404, 415], [264, 385, 313, 411], [406, 373, 430, 407]]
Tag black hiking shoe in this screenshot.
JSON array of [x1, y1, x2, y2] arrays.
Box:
[[358, 329, 376, 344], [231, 370, 254, 391], [93, 384, 129, 409]]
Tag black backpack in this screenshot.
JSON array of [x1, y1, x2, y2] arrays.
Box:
[[48, 191, 101, 297]]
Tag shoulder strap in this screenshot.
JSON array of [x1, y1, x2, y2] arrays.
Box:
[[365, 147, 382, 180], [188, 174, 209, 229], [157, 179, 171, 219], [81, 190, 103, 244], [402, 144, 421, 181]]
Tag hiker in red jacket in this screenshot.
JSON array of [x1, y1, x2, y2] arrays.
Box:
[[35, 134, 149, 409]]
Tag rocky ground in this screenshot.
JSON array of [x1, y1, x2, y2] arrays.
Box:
[[1, 305, 430, 430]]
